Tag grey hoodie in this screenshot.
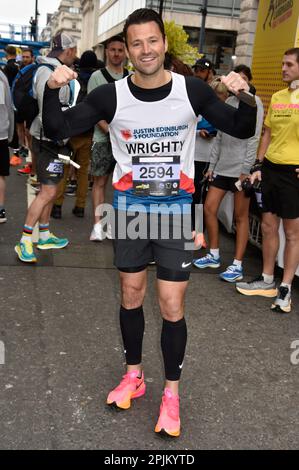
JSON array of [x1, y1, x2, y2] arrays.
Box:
[[30, 56, 72, 141], [208, 94, 264, 176], [0, 70, 14, 142]]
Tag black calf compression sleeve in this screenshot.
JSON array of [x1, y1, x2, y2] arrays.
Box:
[[161, 318, 187, 381], [120, 305, 145, 365]]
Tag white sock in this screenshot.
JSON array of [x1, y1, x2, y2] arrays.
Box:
[[233, 259, 242, 267], [20, 234, 32, 244], [280, 282, 291, 292], [210, 248, 219, 258], [39, 224, 50, 241], [262, 273, 274, 284], [21, 225, 33, 244]]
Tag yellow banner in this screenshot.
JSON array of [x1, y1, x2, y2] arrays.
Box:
[[252, 0, 299, 113]]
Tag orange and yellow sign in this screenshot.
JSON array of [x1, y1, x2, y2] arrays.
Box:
[[252, 0, 299, 114]]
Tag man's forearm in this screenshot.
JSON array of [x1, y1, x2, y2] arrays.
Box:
[[257, 126, 271, 160], [42, 84, 70, 140]]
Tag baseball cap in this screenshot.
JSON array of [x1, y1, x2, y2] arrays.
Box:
[[47, 33, 77, 58], [192, 58, 213, 70]]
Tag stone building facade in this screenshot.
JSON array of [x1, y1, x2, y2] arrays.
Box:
[[235, 0, 259, 66], [41, 0, 82, 53]]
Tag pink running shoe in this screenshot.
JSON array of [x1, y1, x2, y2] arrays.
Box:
[[155, 388, 180, 437], [106, 370, 146, 410]]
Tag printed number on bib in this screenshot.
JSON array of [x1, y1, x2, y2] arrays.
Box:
[[132, 155, 180, 196], [46, 160, 64, 175]]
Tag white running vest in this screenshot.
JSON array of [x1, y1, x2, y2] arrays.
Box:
[[109, 72, 197, 195]]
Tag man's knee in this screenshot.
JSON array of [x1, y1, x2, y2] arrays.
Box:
[[284, 227, 299, 243], [121, 283, 146, 309], [159, 296, 183, 322], [261, 218, 278, 237], [235, 212, 249, 225], [40, 185, 58, 202], [204, 201, 216, 218], [94, 176, 107, 189]]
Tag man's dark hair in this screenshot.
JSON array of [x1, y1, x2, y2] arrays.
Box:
[[284, 47, 299, 63], [22, 48, 34, 57], [106, 35, 125, 47], [234, 64, 252, 82], [123, 8, 165, 46], [5, 45, 17, 56]]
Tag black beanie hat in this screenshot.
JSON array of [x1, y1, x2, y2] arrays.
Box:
[[79, 50, 98, 68]]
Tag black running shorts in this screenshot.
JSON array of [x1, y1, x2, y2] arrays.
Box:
[[261, 158, 299, 219], [210, 174, 238, 193], [112, 209, 194, 281], [0, 139, 10, 176], [32, 137, 71, 185]]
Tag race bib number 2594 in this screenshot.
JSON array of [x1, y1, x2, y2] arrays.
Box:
[[132, 155, 180, 196]]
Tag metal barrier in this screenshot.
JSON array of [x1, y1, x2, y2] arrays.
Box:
[[248, 213, 262, 249]]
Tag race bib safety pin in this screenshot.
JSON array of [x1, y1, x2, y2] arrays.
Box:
[[58, 154, 81, 169]]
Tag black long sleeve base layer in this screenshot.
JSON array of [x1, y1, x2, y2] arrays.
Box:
[[120, 305, 145, 365], [161, 318, 187, 381]]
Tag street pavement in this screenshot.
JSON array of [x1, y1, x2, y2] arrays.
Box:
[[0, 166, 299, 450]]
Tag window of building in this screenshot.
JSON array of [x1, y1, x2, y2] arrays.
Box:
[[148, 0, 241, 17], [99, 0, 110, 8], [98, 0, 146, 36], [72, 22, 77, 29], [184, 27, 237, 74], [69, 7, 80, 14]]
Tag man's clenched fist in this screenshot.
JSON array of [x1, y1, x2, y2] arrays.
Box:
[[47, 65, 77, 89], [221, 71, 250, 95]]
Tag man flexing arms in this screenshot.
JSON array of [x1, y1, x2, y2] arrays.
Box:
[[42, 8, 256, 437]]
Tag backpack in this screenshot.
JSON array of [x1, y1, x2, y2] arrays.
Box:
[[100, 67, 129, 83], [11, 63, 54, 124]]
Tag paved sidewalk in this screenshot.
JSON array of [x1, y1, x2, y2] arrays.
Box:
[[0, 167, 298, 449]]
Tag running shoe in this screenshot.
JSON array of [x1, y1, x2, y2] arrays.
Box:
[[0, 209, 7, 224], [10, 155, 23, 166], [271, 286, 292, 313], [194, 232, 207, 249], [90, 222, 112, 241], [236, 276, 277, 297], [19, 146, 28, 158], [65, 185, 77, 196], [36, 234, 69, 250], [15, 241, 37, 263], [51, 205, 62, 219], [17, 164, 32, 175], [28, 175, 38, 186], [219, 264, 243, 282], [155, 388, 180, 437], [106, 370, 146, 410], [193, 252, 221, 269], [90, 222, 104, 241], [72, 206, 84, 217]]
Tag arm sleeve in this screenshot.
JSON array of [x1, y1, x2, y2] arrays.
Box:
[[241, 96, 264, 174], [186, 77, 257, 139], [42, 82, 116, 141]]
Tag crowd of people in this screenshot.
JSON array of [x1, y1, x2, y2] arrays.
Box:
[[1, 7, 298, 439]]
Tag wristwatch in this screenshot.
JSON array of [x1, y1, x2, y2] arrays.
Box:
[[250, 159, 263, 174]]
